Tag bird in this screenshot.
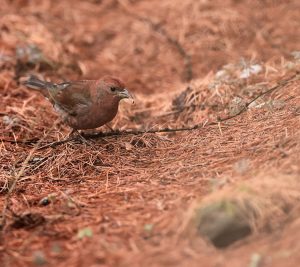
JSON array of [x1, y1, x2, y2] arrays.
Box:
[[23, 75, 133, 131]]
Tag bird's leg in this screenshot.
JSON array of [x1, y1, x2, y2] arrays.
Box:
[[68, 128, 78, 137], [69, 129, 92, 145], [104, 123, 120, 134], [105, 123, 114, 132]]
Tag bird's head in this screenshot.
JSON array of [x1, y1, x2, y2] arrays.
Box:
[[99, 76, 133, 101]]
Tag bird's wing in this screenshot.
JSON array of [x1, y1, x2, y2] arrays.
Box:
[[49, 80, 95, 116]]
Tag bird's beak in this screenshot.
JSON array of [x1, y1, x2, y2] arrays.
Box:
[[118, 88, 133, 99]]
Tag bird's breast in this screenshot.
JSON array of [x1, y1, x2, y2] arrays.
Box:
[[65, 99, 119, 130]]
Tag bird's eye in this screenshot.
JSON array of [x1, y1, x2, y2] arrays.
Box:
[[110, 87, 117, 92]]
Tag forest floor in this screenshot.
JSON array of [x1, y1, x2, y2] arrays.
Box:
[[0, 0, 300, 266]]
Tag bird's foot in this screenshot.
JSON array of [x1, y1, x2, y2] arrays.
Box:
[[69, 129, 93, 146], [104, 124, 120, 134], [105, 123, 114, 132]]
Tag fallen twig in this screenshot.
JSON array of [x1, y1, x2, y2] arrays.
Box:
[[1, 73, 298, 149], [0, 137, 40, 145]]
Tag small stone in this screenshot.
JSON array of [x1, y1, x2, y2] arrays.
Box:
[[144, 224, 154, 232], [249, 253, 262, 267], [195, 200, 252, 248], [77, 227, 93, 239], [233, 159, 250, 175], [33, 251, 47, 266]]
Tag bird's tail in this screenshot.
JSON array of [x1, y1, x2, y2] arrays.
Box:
[[23, 75, 50, 90]]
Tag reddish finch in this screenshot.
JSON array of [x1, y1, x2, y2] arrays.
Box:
[[23, 75, 133, 130]]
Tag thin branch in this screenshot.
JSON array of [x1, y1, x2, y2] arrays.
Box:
[[220, 73, 299, 120], [37, 136, 75, 150], [1, 73, 298, 149], [161, 73, 300, 117], [0, 137, 40, 145]]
